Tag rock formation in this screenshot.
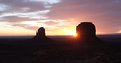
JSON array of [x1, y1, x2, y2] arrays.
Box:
[[34, 27, 47, 39], [76, 22, 101, 44], [33, 27, 53, 49]]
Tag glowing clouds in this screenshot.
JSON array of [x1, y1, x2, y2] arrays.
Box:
[[0, 3, 9, 11], [29, 0, 61, 4]]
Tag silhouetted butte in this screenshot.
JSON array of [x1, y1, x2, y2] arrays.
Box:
[[33, 27, 53, 49], [34, 27, 47, 40], [76, 22, 101, 45]]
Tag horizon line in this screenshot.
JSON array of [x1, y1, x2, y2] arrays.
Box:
[[0, 33, 121, 37]]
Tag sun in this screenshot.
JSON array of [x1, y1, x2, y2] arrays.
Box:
[[66, 30, 77, 37], [73, 33, 78, 37]]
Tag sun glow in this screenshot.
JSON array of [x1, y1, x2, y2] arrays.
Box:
[[73, 33, 78, 37], [65, 30, 77, 37]]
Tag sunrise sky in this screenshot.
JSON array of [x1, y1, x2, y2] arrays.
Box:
[[0, 0, 121, 36]]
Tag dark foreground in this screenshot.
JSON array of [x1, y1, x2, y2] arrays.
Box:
[[0, 35, 121, 63]]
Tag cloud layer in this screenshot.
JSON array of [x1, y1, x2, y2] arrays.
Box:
[[0, 0, 121, 36], [48, 0, 121, 34]]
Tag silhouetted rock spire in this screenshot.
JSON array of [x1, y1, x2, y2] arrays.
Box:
[[33, 27, 53, 50], [34, 27, 47, 39]]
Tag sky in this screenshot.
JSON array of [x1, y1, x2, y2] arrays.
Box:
[[0, 0, 121, 36]]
